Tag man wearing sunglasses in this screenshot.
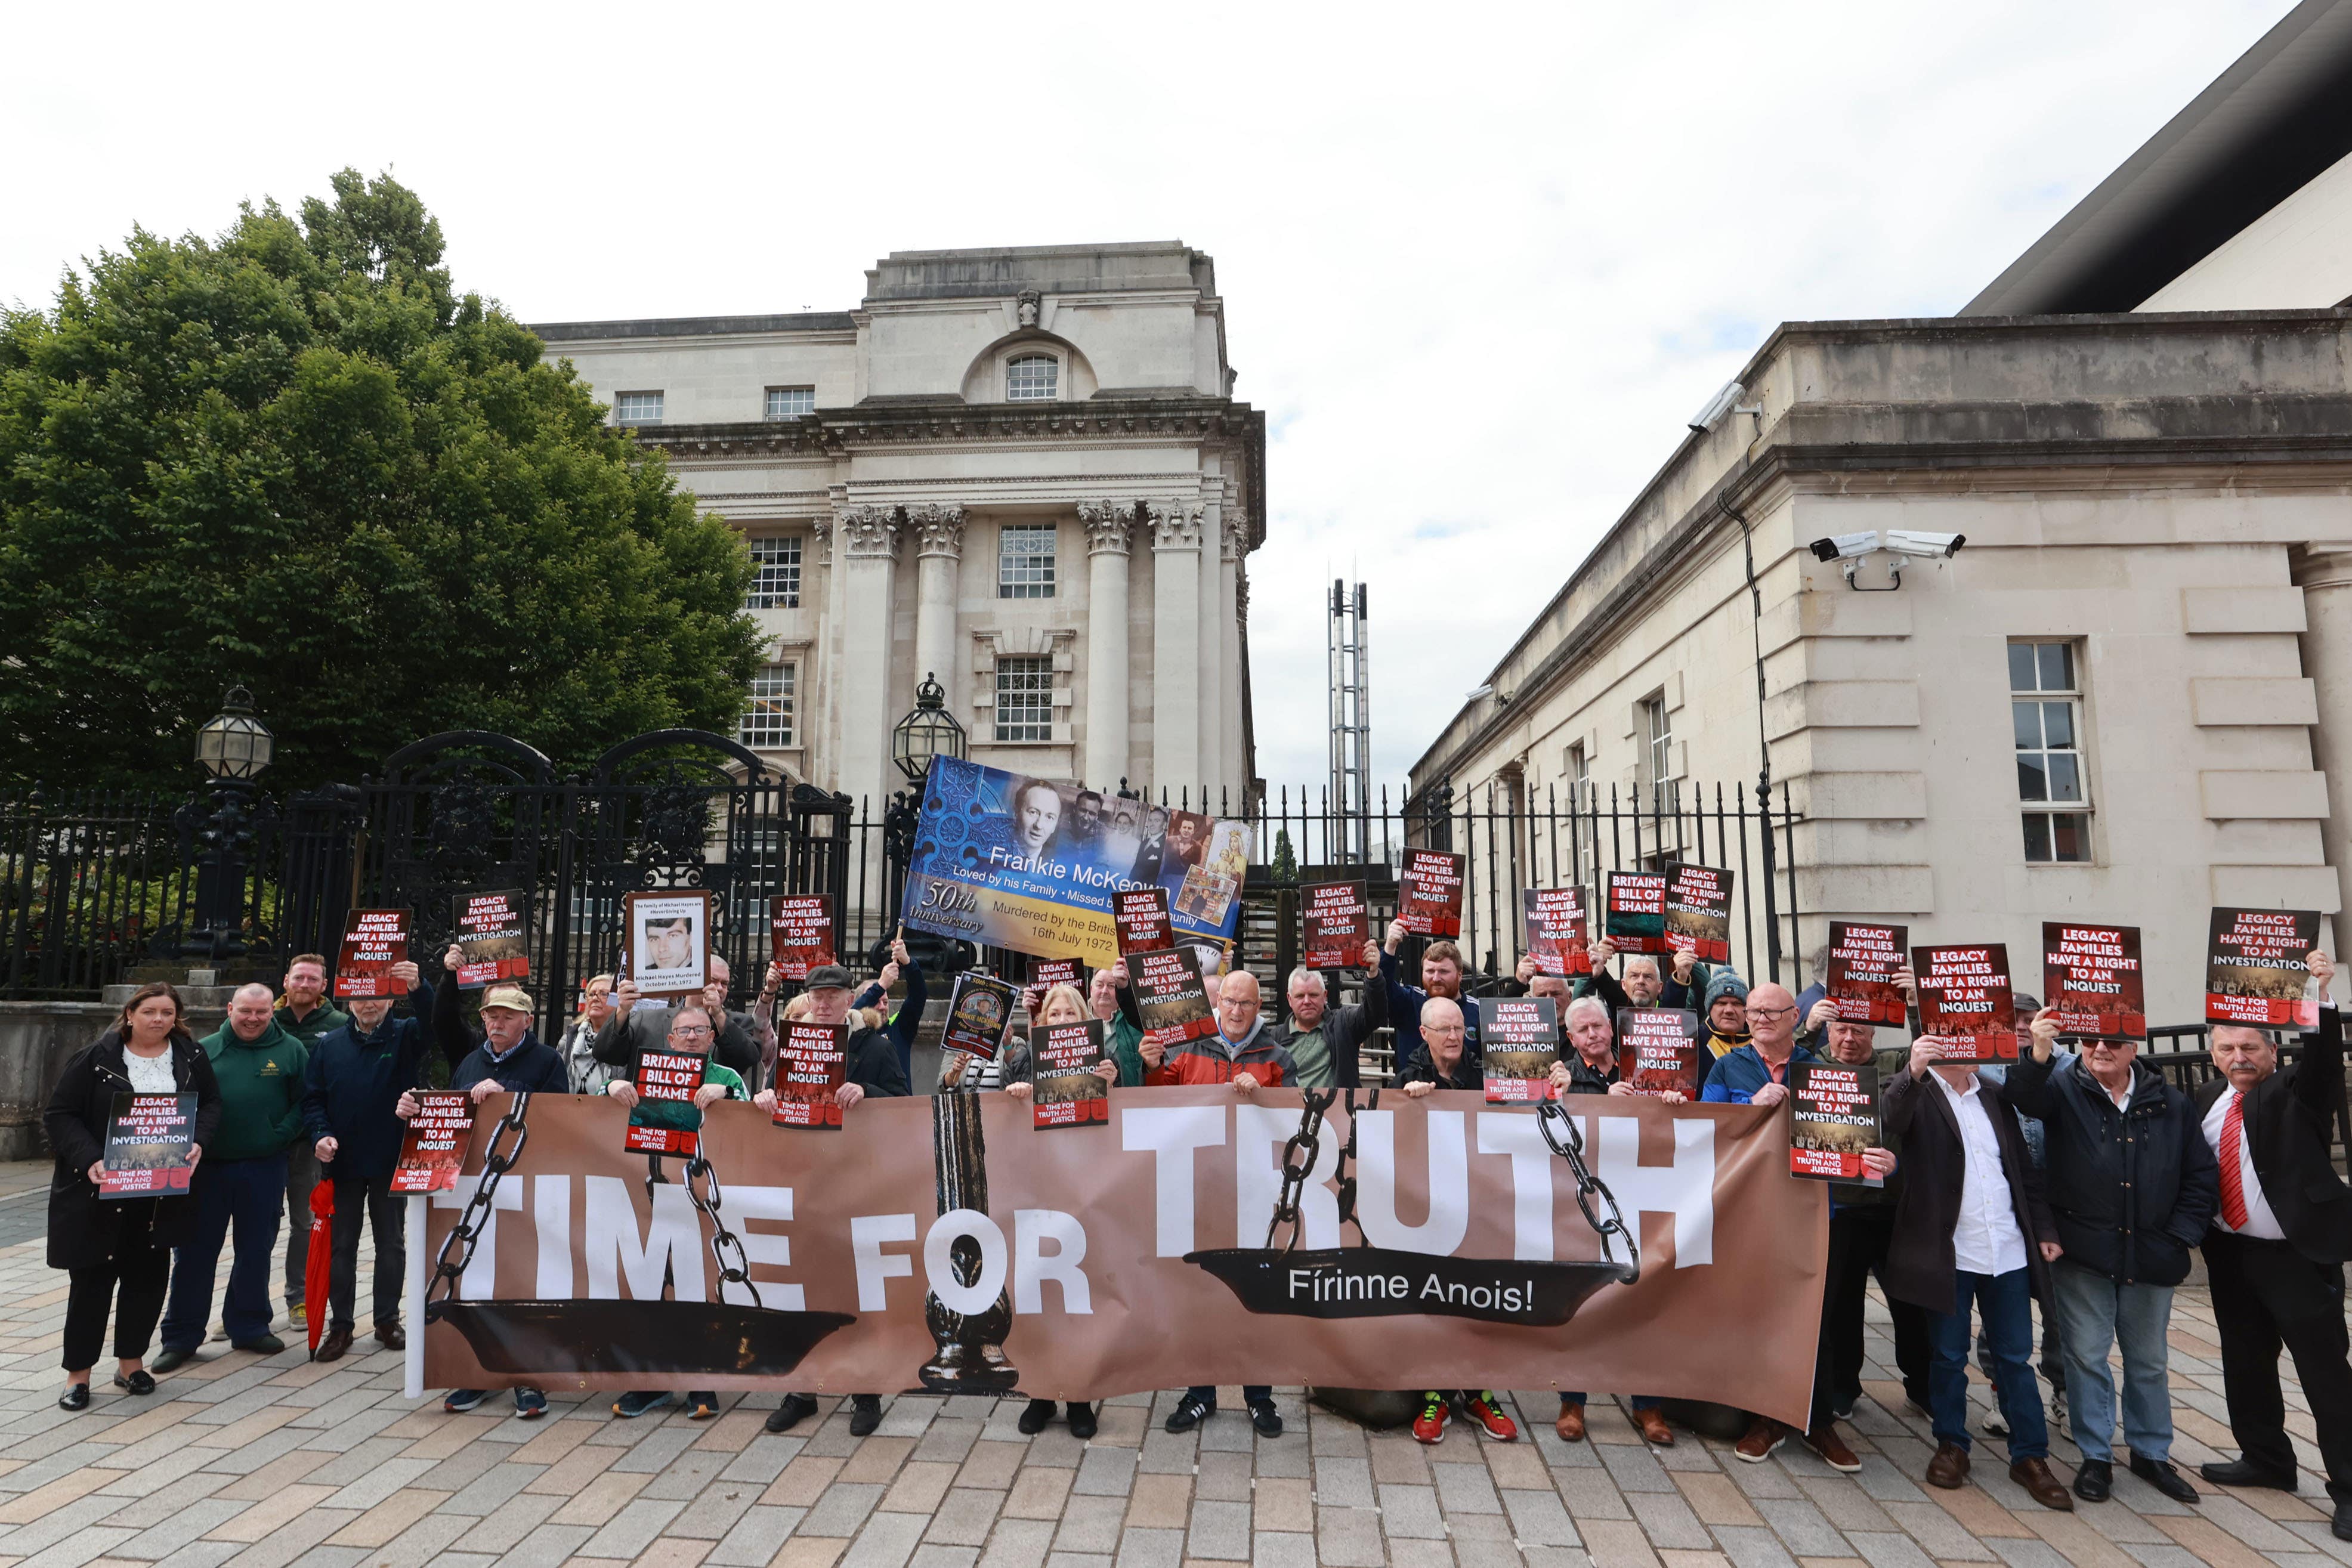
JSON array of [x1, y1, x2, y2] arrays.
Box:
[[2006, 1005, 2217, 1504]]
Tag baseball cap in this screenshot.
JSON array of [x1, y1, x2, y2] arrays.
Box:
[[803, 964, 854, 992], [481, 985, 536, 1013]]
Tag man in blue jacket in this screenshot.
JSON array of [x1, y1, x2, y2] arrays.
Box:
[[2006, 1005, 2216, 1504], [1380, 920, 1479, 1077], [1701, 982, 1815, 1108], [301, 958, 431, 1363]]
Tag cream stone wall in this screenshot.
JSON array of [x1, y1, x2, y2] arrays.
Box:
[[531, 244, 1264, 814], [2138, 146, 2352, 311], [1413, 312, 2352, 1028]]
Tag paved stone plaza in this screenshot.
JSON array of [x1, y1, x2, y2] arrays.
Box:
[[0, 1173, 2344, 1568]]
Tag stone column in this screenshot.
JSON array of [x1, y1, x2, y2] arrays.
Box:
[[2297, 544, 2352, 943], [1151, 501, 1205, 794], [1080, 502, 1135, 791], [1219, 515, 1246, 806], [808, 517, 837, 785], [835, 504, 901, 814], [910, 504, 966, 694], [1194, 494, 1223, 807]]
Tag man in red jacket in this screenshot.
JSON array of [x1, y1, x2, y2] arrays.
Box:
[[1158, 970, 1299, 1438]]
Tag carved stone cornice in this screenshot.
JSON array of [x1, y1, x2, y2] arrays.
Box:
[[1077, 501, 1133, 557], [1150, 500, 1204, 552], [836, 504, 901, 559], [910, 502, 967, 559]]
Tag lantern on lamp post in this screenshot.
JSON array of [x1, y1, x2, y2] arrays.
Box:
[[180, 686, 276, 959], [882, 673, 971, 970]]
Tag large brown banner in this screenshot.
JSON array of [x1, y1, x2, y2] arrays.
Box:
[[415, 1089, 1826, 1426]]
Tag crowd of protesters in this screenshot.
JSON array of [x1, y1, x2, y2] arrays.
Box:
[[38, 912, 2352, 1541]]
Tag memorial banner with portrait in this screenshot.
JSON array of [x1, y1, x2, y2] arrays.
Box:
[[900, 758, 1250, 964]]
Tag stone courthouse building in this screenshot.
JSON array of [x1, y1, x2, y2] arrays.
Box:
[[1408, 0, 2352, 1023], [530, 242, 1263, 811]]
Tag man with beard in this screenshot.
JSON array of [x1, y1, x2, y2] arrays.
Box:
[[1381, 919, 1481, 1076]]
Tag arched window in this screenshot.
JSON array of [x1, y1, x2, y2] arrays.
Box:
[[1006, 354, 1059, 403]]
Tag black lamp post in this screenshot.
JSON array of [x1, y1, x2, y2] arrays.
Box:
[[882, 673, 971, 970], [180, 686, 275, 960]]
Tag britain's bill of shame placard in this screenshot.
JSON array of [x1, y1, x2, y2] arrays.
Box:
[[1605, 872, 1670, 955]]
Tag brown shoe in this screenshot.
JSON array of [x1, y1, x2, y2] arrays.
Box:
[[1634, 1408, 1674, 1447], [374, 1322, 406, 1351], [1805, 1422, 1862, 1473], [313, 1326, 354, 1363], [2011, 1457, 2074, 1511], [1555, 1402, 1585, 1442], [1926, 1441, 1970, 1489], [1733, 1417, 1788, 1464]]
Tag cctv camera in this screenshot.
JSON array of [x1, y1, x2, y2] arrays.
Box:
[[1686, 381, 1745, 433], [1809, 531, 1882, 564], [1883, 530, 1965, 560]]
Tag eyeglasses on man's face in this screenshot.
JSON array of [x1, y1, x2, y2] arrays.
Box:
[[670, 1023, 714, 1039], [1745, 1005, 1796, 1023]]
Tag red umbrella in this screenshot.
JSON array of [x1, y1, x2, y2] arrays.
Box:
[[305, 1181, 334, 1355]]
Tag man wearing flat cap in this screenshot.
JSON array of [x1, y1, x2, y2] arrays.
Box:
[[418, 952, 572, 1418], [754, 963, 908, 1437], [592, 952, 769, 1085]]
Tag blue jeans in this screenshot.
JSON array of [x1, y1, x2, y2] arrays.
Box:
[[1928, 1266, 2047, 1459], [159, 1153, 288, 1351], [1560, 1393, 1661, 1410], [2051, 1260, 2173, 1463]]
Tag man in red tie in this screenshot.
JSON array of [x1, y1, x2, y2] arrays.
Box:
[[2196, 949, 2349, 1540]]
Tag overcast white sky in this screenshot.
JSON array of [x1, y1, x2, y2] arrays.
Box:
[[4, 1, 2299, 800]]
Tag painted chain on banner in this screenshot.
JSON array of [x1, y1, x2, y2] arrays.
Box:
[[416, 1090, 1825, 1426], [898, 758, 1251, 964]]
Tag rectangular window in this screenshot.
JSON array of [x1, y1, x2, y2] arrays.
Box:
[[998, 525, 1057, 599], [1565, 743, 1590, 805], [994, 657, 1054, 743], [745, 537, 801, 610], [1638, 694, 1674, 804], [765, 386, 815, 419], [1006, 355, 1058, 403], [2011, 640, 2091, 864], [615, 391, 664, 425], [740, 663, 796, 748]]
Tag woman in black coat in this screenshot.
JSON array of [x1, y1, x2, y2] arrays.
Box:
[[46, 982, 223, 1409]]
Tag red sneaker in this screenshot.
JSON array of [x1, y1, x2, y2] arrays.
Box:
[[1464, 1392, 1518, 1441], [1411, 1393, 1449, 1445]]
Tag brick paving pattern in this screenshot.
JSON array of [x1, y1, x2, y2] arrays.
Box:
[[1, 1217, 2345, 1568]]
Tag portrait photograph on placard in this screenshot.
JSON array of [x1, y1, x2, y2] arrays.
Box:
[[625, 890, 712, 1000], [941, 972, 1018, 1062]]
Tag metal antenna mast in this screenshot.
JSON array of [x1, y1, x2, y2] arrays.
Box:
[[1327, 580, 1371, 864]]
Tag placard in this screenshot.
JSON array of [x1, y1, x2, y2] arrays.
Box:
[[1397, 849, 1466, 938], [1027, 958, 1083, 1017], [1619, 1009, 1702, 1098], [2043, 922, 2146, 1041], [1663, 865, 1734, 963], [1604, 872, 1670, 955], [1825, 921, 1909, 1025], [99, 1093, 196, 1197], [1911, 944, 2017, 1064], [773, 1022, 848, 1129], [1523, 887, 1592, 977], [1114, 888, 1176, 957], [768, 896, 836, 984], [1303, 882, 1371, 970], [1033, 1019, 1111, 1128], [335, 908, 411, 998], [2206, 907, 2323, 1028], [1478, 997, 1560, 1103], [941, 972, 1018, 1063], [625, 890, 712, 1001], [392, 1091, 474, 1193], [1790, 1061, 1880, 1183], [624, 1045, 709, 1155], [451, 890, 530, 990], [1133, 947, 1216, 1050]]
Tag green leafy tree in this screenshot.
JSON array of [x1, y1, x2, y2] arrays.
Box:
[[0, 169, 765, 789]]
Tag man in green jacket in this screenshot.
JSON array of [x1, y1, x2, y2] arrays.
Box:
[[152, 984, 309, 1371], [271, 952, 345, 1330]]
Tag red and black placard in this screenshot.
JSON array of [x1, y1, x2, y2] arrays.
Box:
[[392, 1092, 474, 1193], [2206, 907, 2323, 1029], [1478, 997, 1560, 1104], [1790, 1061, 1881, 1183], [335, 908, 411, 999], [2043, 922, 2146, 1042], [623, 1044, 709, 1155], [1911, 944, 2018, 1064], [1522, 887, 1592, 977], [1033, 1019, 1112, 1128], [773, 1022, 848, 1129], [99, 1093, 197, 1198], [450, 890, 530, 990], [1133, 947, 1216, 1050], [1825, 921, 1910, 1026], [1303, 882, 1371, 969], [1663, 865, 1734, 963], [1397, 849, 1466, 938], [1619, 1008, 1702, 1099], [1114, 887, 1176, 956], [769, 895, 836, 984], [1603, 871, 1671, 955]]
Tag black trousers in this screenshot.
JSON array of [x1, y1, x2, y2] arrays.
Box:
[[328, 1175, 404, 1332], [2205, 1231, 2352, 1502], [1829, 1205, 1931, 1407], [63, 1240, 172, 1372]]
